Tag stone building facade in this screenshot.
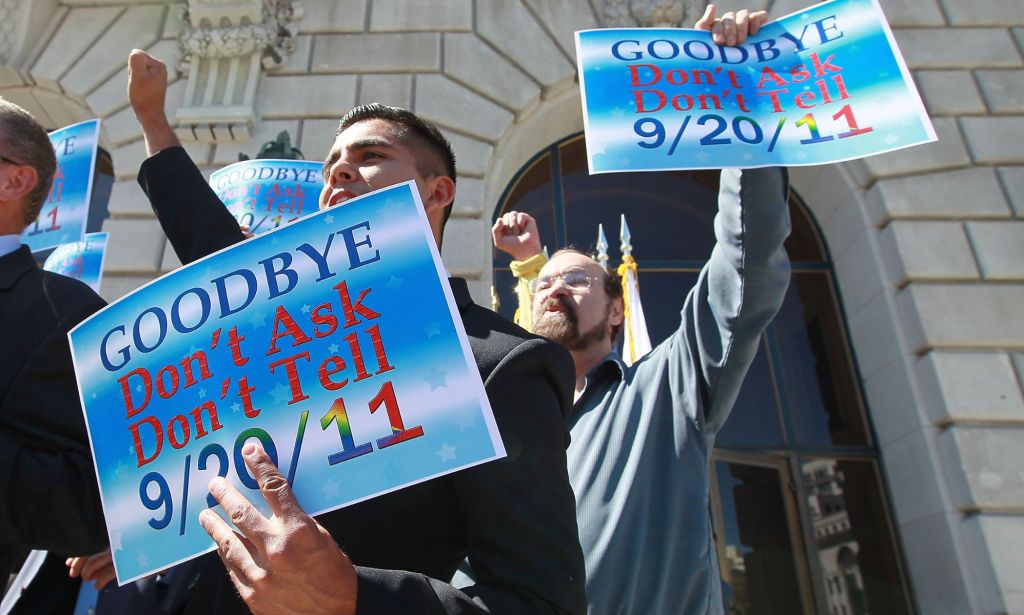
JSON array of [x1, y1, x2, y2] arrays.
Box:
[[1, 0, 1022, 612]]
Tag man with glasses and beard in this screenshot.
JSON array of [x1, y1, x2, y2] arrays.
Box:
[[493, 155, 791, 615], [489, 9, 791, 613]]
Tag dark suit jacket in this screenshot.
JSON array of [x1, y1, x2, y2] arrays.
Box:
[[0, 246, 108, 583], [138, 147, 586, 614]]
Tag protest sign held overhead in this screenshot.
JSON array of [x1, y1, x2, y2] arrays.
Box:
[[576, 0, 935, 173], [210, 158, 323, 235], [69, 182, 505, 584], [21, 119, 100, 252], [43, 232, 109, 293]]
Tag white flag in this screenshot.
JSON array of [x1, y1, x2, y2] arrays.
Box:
[[618, 256, 652, 366]]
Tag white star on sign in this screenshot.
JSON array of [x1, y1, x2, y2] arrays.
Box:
[[198, 387, 207, 399], [328, 342, 339, 353], [423, 322, 441, 337], [454, 411, 475, 430], [423, 367, 448, 391], [110, 530, 124, 553], [301, 304, 311, 314], [271, 382, 292, 404], [249, 310, 267, 328], [322, 479, 340, 498], [436, 443, 457, 462], [324, 214, 335, 224]]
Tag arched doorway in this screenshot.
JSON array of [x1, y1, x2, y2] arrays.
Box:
[[492, 134, 915, 614]]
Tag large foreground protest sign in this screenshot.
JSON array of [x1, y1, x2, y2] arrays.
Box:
[[576, 0, 935, 173], [69, 182, 505, 583], [21, 119, 100, 252]]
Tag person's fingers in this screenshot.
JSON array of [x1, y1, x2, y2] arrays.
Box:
[[67, 556, 86, 578], [694, 3, 716, 30], [735, 9, 750, 44], [80, 551, 113, 582], [127, 49, 146, 76], [199, 508, 261, 577], [523, 214, 538, 234], [504, 212, 522, 235], [749, 10, 769, 35], [514, 212, 525, 228], [208, 474, 274, 547], [128, 49, 163, 78], [720, 11, 737, 46], [90, 565, 117, 591], [226, 567, 256, 605], [711, 20, 724, 44], [242, 442, 305, 520]]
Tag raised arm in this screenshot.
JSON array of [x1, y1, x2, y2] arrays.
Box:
[[680, 167, 791, 433], [491, 212, 546, 331], [127, 50, 245, 264], [128, 49, 180, 157]]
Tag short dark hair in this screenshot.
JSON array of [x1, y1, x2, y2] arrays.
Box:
[[549, 247, 625, 343], [336, 104, 457, 232], [0, 98, 56, 226]]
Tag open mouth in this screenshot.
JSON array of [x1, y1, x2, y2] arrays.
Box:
[[326, 189, 358, 208], [541, 296, 574, 317]]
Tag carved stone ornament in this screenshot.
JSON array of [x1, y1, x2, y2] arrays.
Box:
[[599, 0, 705, 27], [178, 0, 301, 73], [174, 0, 304, 143]]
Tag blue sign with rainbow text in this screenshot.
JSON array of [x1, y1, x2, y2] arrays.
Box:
[[69, 182, 505, 583], [575, 0, 935, 172], [21, 119, 100, 251], [210, 159, 323, 235], [43, 232, 109, 293]]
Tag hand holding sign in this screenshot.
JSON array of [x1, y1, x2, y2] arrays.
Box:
[[199, 442, 357, 615], [67, 549, 117, 590], [71, 181, 504, 583], [694, 4, 769, 46], [575, 0, 936, 172]]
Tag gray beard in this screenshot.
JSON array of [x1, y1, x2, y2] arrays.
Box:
[[533, 297, 609, 352]]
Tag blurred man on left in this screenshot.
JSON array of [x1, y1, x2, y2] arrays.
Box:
[[0, 98, 107, 611]]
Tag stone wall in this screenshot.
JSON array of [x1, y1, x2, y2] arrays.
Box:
[[1, 0, 1022, 612]]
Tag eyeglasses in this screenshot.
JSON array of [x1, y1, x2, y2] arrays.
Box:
[[531, 269, 598, 293], [0, 155, 22, 166]]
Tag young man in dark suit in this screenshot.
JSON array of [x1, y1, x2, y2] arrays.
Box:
[[0, 98, 107, 607], [122, 50, 586, 615]]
